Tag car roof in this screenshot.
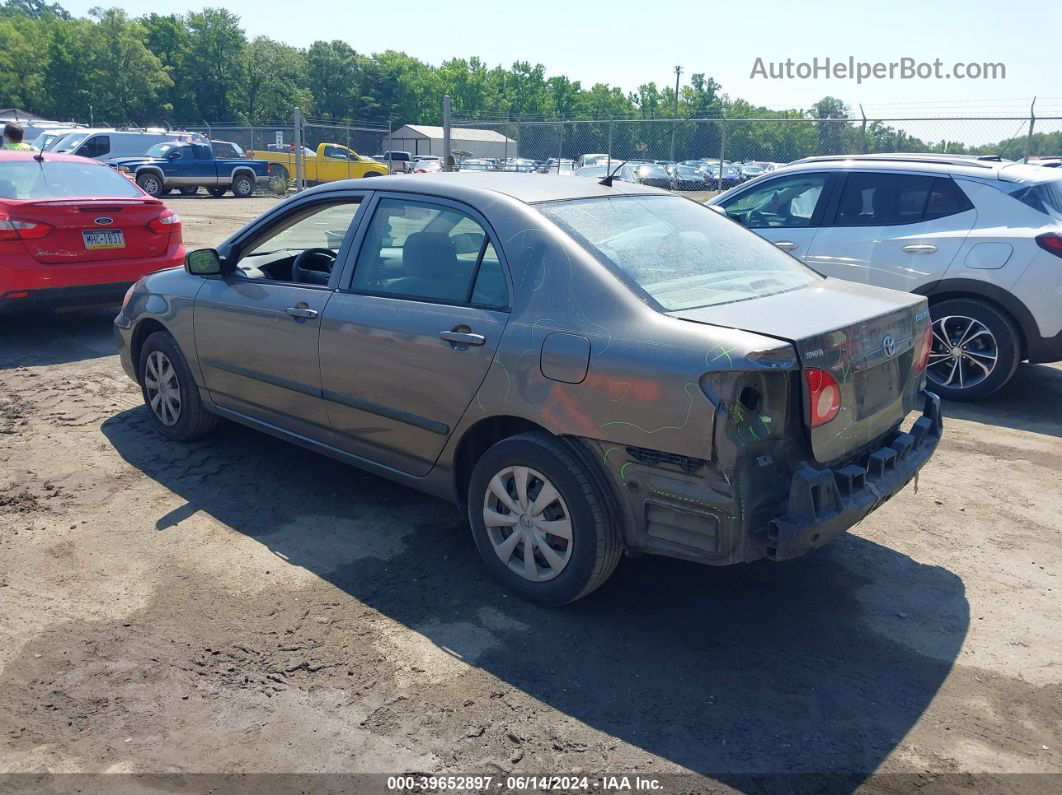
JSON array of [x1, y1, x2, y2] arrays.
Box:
[[773, 153, 1059, 184], [308, 171, 666, 203]]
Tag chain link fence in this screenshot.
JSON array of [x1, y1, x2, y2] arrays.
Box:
[[450, 113, 1062, 192]]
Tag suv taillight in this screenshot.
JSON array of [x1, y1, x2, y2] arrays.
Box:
[[805, 368, 841, 427], [1035, 233, 1062, 258], [148, 209, 180, 234], [0, 218, 53, 241]]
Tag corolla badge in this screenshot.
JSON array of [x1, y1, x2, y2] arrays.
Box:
[[881, 335, 896, 358], [94, 217, 114, 226]]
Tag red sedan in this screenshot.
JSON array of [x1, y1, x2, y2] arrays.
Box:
[[0, 151, 184, 311]]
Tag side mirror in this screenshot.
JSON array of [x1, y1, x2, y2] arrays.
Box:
[[708, 204, 727, 215], [185, 248, 226, 277], [166, 150, 181, 160]]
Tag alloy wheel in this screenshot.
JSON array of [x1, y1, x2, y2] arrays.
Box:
[[926, 314, 998, 391], [482, 465, 573, 582], [144, 350, 181, 426]]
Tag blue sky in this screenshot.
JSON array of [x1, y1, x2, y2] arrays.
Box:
[[65, 0, 1055, 116]]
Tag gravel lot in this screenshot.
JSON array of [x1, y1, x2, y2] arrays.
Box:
[[1, 195, 1060, 792]]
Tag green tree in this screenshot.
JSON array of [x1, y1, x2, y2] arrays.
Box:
[[88, 8, 171, 124], [185, 7, 245, 121], [306, 40, 358, 121], [244, 36, 309, 122]]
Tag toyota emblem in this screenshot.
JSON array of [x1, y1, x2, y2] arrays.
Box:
[[881, 335, 896, 358], [94, 217, 114, 226]]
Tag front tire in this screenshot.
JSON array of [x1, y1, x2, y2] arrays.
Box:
[[927, 298, 1021, 401], [136, 172, 162, 197], [138, 331, 218, 441], [231, 174, 255, 198], [467, 432, 621, 605]]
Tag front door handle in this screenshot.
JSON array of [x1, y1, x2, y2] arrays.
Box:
[[774, 241, 798, 251], [285, 306, 318, 319], [902, 244, 938, 254], [440, 330, 485, 346]]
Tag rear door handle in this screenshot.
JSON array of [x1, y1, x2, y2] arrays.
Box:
[[440, 330, 486, 346], [902, 244, 938, 254], [285, 306, 318, 319], [774, 241, 798, 251]]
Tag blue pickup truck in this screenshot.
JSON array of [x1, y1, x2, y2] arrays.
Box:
[[110, 141, 271, 198]]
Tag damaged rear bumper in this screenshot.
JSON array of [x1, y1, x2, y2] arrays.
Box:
[[766, 390, 943, 560]]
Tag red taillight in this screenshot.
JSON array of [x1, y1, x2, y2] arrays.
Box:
[[805, 367, 841, 427], [914, 323, 933, 374], [147, 209, 181, 234], [0, 218, 53, 241], [1035, 233, 1062, 258]]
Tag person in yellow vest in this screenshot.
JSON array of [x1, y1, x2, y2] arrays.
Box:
[[3, 123, 36, 152]]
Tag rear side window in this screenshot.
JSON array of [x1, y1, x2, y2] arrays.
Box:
[[352, 198, 507, 306], [834, 172, 973, 226], [0, 161, 143, 199]]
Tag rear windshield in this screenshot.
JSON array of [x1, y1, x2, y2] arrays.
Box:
[[1011, 179, 1062, 220], [0, 160, 144, 200], [539, 195, 820, 310]]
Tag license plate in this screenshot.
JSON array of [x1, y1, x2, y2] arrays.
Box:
[[83, 230, 125, 250]]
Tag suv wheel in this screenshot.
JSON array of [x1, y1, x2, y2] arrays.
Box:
[[136, 173, 162, 197], [468, 432, 621, 605], [138, 331, 218, 441], [927, 298, 1021, 401], [207, 186, 227, 198], [179, 185, 199, 196], [231, 174, 255, 198]]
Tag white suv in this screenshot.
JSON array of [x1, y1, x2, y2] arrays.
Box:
[[709, 154, 1062, 400]]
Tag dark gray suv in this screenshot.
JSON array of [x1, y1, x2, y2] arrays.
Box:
[[115, 173, 942, 604]]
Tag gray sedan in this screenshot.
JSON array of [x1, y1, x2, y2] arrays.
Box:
[[115, 173, 942, 605]]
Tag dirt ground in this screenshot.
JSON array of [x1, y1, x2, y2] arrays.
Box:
[[1, 195, 1060, 793]]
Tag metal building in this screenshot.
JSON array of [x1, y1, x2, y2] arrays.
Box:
[[381, 125, 517, 159]]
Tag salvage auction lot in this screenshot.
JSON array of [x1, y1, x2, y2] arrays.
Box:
[[1, 195, 1060, 788]]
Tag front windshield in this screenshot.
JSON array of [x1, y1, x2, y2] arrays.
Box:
[[52, 133, 87, 152], [539, 195, 820, 310], [145, 142, 178, 157]]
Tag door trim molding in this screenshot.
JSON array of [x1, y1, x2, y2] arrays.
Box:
[[322, 388, 449, 435]]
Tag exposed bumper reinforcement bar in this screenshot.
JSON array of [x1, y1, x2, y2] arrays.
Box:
[[766, 390, 943, 561]]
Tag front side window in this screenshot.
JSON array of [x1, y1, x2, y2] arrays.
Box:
[[237, 201, 362, 283], [721, 173, 828, 228], [352, 198, 506, 306], [540, 195, 820, 311], [78, 135, 110, 158]]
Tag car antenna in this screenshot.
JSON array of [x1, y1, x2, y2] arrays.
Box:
[[599, 110, 705, 187]]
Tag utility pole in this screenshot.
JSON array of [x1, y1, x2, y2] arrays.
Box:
[[670, 65, 682, 163], [442, 95, 452, 171]]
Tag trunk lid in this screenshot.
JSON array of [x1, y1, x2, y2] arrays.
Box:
[[671, 278, 930, 464], [9, 199, 172, 264]]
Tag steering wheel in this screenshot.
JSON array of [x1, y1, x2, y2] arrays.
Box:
[[291, 248, 336, 284], [746, 209, 769, 228]]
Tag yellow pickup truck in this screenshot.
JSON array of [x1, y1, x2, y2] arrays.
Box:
[[248, 143, 388, 190]]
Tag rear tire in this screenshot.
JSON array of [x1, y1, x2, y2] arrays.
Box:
[[179, 185, 199, 196], [927, 297, 1021, 401], [207, 186, 227, 198], [231, 173, 255, 198], [138, 330, 218, 441], [136, 172, 162, 197], [467, 432, 621, 606]]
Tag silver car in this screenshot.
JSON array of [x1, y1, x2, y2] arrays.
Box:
[[115, 173, 942, 605]]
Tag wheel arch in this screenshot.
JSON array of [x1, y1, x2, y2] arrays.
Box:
[[130, 317, 170, 380], [914, 278, 1032, 359], [451, 415, 623, 536]]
